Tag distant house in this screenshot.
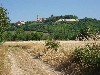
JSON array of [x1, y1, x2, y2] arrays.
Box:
[[56, 19, 79, 22], [16, 21, 25, 25], [37, 18, 46, 22], [37, 15, 46, 22]]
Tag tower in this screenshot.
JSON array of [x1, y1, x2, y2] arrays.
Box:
[[37, 15, 39, 21]]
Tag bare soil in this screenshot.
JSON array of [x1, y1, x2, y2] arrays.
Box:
[[2, 46, 62, 75]]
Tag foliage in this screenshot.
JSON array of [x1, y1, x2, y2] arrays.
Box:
[[45, 40, 60, 51], [5, 15, 100, 41], [73, 43, 100, 74], [2, 31, 13, 41], [31, 32, 43, 40], [74, 43, 100, 65], [0, 6, 10, 43]]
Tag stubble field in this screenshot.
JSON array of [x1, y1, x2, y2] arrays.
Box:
[[0, 41, 100, 75]]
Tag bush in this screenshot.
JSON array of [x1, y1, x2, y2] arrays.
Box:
[[73, 43, 100, 75], [45, 40, 60, 51], [74, 43, 100, 65], [56, 43, 100, 75]]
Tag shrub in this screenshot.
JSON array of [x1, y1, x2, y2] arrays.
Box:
[[73, 43, 100, 75], [45, 40, 60, 51], [74, 43, 100, 65]]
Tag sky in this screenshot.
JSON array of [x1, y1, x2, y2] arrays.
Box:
[[0, 0, 100, 23]]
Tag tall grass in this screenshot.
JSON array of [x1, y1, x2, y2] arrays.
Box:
[[1, 41, 100, 75]]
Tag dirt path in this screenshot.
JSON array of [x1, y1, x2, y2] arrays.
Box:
[[4, 48, 62, 75]]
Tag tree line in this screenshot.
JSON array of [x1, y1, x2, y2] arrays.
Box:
[[0, 6, 100, 42], [6, 17, 100, 41]]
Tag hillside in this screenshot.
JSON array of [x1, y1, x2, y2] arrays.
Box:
[[4, 16, 100, 41]]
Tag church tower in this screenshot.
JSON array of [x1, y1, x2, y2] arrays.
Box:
[[37, 15, 39, 21]]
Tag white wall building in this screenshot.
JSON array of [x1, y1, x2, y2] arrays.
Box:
[[16, 21, 25, 25], [56, 19, 79, 22]]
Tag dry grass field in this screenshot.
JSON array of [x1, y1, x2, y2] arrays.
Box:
[[0, 41, 100, 75]]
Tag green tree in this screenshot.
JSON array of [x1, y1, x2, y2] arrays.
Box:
[[31, 32, 43, 40], [15, 28, 26, 41], [0, 6, 10, 43], [2, 31, 13, 41]]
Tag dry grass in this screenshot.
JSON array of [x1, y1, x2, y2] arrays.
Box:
[[1, 41, 62, 75], [0, 45, 9, 75], [41, 41, 98, 67], [1, 41, 100, 74], [3, 41, 100, 67], [0, 45, 4, 75]]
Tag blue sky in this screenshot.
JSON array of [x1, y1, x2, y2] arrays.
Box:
[[0, 0, 100, 22]]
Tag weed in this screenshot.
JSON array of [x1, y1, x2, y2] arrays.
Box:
[[45, 40, 60, 51]]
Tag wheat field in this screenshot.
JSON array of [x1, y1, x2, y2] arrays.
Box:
[[3, 41, 100, 66], [0, 41, 100, 75]]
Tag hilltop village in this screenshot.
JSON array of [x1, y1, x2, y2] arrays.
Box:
[[16, 15, 79, 25], [4, 15, 100, 41]]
